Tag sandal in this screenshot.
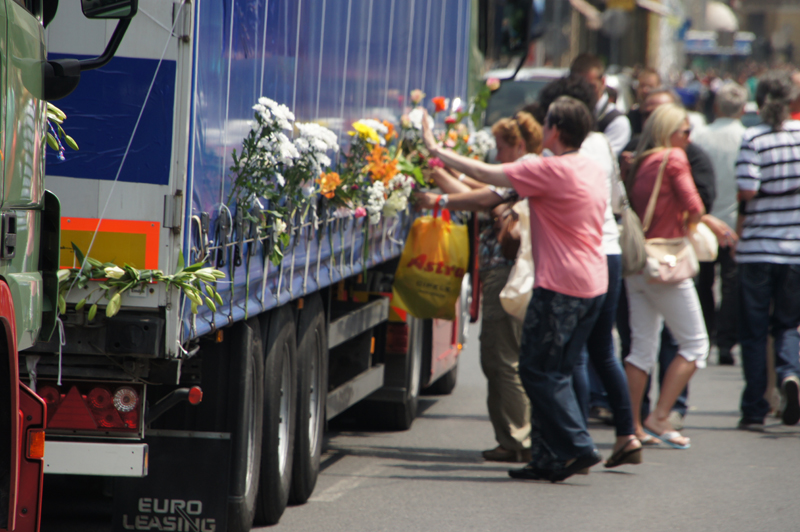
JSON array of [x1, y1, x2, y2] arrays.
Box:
[[604, 438, 643, 468], [643, 427, 690, 450], [638, 434, 661, 446]]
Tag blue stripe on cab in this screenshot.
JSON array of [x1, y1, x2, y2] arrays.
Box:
[[46, 54, 176, 186]]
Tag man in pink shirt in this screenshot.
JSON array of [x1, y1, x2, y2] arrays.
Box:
[[421, 97, 608, 481]]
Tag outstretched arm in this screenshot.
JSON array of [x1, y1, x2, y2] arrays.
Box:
[[414, 188, 506, 212], [422, 110, 512, 188]]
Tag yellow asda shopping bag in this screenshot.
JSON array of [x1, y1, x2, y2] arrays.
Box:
[[392, 209, 469, 320]]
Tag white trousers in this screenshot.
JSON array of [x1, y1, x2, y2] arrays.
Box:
[[626, 274, 709, 373]]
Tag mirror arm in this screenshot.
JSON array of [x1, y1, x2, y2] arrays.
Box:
[[79, 18, 132, 72]]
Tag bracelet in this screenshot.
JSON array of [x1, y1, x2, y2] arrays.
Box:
[[458, 173, 467, 182]]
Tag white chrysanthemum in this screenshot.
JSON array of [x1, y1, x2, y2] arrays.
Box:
[[295, 122, 339, 153], [293, 122, 339, 177], [275, 133, 300, 166], [255, 97, 295, 131], [468, 128, 496, 159], [365, 181, 386, 225], [388, 174, 414, 194], [274, 218, 287, 235], [408, 107, 434, 130], [275, 173, 285, 187], [294, 137, 309, 152]]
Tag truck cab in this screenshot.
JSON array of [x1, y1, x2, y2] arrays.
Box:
[[2, 0, 136, 529]]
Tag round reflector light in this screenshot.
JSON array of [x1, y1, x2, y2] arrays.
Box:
[[38, 385, 61, 407], [188, 386, 203, 405], [87, 387, 114, 411], [113, 387, 139, 413]]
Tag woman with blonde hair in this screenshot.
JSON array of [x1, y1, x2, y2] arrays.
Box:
[[416, 111, 542, 463], [624, 103, 724, 448]]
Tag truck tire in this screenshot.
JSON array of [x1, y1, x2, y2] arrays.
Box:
[[290, 294, 327, 505], [254, 306, 297, 526], [227, 319, 265, 532], [386, 316, 423, 430]]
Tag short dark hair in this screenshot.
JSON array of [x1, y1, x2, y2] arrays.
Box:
[[570, 53, 605, 77], [533, 75, 597, 126], [545, 96, 593, 149], [756, 70, 797, 130]]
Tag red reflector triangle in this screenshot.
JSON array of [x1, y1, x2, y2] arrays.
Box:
[[48, 386, 98, 430]]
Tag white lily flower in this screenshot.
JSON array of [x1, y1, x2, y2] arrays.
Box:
[[104, 266, 125, 279]]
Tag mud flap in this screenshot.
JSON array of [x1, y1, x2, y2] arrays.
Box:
[[113, 435, 230, 532]]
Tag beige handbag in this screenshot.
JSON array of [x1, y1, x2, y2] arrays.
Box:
[[689, 221, 718, 262], [499, 200, 533, 322], [640, 149, 699, 284]]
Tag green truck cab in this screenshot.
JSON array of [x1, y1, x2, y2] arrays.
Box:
[[1, 0, 136, 530]]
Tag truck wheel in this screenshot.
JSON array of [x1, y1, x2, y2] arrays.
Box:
[[227, 319, 265, 532], [386, 316, 423, 430], [425, 358, 459, 395], [254, 306, 297, 526], [290, 294, 327, 505]]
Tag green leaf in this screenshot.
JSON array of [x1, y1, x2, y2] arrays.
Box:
[[75, 298, 86, 311], [86, 257, 103, 268], [176, 251, 185, 272], [269, 247, 283, 266], [106, 292, 122, 318], [58, 294, 66, 315], [182, 261, 208, 273], [88, 303, 98, 321], [64, 135, 79, 151], [71, 243, 86, 269]]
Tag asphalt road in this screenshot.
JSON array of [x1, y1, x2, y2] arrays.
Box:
[[39, 321, 800, 532], [267, 324, 800, 532]]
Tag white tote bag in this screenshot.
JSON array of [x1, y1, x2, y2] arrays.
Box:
[[499, 199, 534, 322]]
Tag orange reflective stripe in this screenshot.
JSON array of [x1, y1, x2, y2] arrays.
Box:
[[60, 217, 160, 270]]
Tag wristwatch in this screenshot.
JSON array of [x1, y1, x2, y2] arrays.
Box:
[[437, 194, 449, 208]]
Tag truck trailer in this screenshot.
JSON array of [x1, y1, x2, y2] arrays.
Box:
[[28, 0, 475, 529]]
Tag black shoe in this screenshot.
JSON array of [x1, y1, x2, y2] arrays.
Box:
[[780, 376, 800, 425], [538, 449, 602, 483], [508, 464, 546, 481], [737, 418, 765, 432]]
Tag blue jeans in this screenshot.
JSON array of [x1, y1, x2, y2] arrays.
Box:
[[738, 262, 800, 422], [574, 255, 635, 436], [519, 288, 605, 461]]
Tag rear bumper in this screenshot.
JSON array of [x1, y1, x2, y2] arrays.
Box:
[[44, 441, 148, 477]]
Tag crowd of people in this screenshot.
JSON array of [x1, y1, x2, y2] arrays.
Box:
[[414, 53, 800, 482]]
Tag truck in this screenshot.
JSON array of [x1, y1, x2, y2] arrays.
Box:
[[3, 0, 138, 530], [26, 0, 480, 530]]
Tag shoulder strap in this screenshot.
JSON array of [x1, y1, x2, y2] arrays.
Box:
[[597, 108, 623, 133], [642, 149, 671, 232]]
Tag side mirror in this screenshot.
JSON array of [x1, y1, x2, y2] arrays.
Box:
[[81, 0, 138, 19], [45, 0, 137, 100]]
